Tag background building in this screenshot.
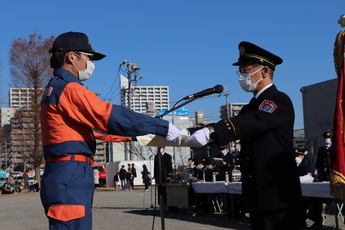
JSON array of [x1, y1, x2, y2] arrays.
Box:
[[220, 103, 248, 120], [3, 88, 42, 171], [1, 107, 16, 127], [195, 111, 206, 125], [301, 78, 337, 156], [294, 129, 305, 149], [9, 88, 38, 108], [120, 75, 169, 114]]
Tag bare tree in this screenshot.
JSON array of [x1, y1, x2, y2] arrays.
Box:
[[0, 59, 5, 106], [174, 147, 190, 168], [130, 142, 156, 160], [9, 32, 55, 182], [0, 59, 7, 169]]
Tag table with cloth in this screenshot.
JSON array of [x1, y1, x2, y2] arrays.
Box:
[[191, 181, 343, 229]]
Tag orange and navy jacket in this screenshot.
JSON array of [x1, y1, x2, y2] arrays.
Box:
[[41, 68, 169, 158]]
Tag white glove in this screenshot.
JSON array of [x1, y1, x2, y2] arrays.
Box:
[[180, 129, 190, 136], [185, 127, 210, 147], [165, 123, 181, 146]]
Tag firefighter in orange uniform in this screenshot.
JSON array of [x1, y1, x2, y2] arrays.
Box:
[[40, 32, 182, 230]]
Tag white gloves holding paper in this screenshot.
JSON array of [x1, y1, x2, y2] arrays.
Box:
[[137, 124, 208, 147], [162, 123, 190, 146], [165, 123, 182, 145], [184, 127, 210, 147]]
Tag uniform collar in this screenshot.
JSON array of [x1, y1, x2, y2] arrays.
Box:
[[53, 68, 82, 84], [255, 83, 273, 99]]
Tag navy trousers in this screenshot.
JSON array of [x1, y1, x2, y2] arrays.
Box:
[[40, 160, 94, 230]]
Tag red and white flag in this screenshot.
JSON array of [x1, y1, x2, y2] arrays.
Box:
[[330, 30, 345, 203]]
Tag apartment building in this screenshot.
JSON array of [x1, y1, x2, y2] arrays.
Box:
[[120, 75, 169, 114]]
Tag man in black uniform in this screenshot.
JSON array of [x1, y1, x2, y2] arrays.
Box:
[[154, 146, 173, 183], [193, 159, 204, 180], [154, 146, 173, 205], [218, 145, 235, 182], [186, 41, 302, 230], [295, 148, 310, 177], [307, 132, 332, 229], [315, 132, 331, 181]]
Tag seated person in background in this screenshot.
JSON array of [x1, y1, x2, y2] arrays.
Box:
[[302, 147, 313, 172], [294, 148, 310, 228], [192, 158, 204, 181], [188, 158, 194, 168], [29, 181, 40, 192], [203, 157, 221, 182], [295, 148, 311, 177], [2, 182, 12, 194]]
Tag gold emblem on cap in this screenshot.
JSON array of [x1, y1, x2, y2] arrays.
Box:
[[239, 46, 245, 56]]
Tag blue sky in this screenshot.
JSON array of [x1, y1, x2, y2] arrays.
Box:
[[1, 0, 345, 130]]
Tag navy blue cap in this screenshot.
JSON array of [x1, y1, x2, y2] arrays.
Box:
[[205, 157, 214, 165], [294, 148, 304, 156], [323, 132, 331, 138], [50, 32, 105, 60], [232, 41, 282, 70], [194, 158, 203, 165]]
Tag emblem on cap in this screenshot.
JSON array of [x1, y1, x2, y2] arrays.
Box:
[[239, 46, 245, 56]]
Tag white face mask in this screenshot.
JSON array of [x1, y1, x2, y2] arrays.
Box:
[[295, 157, 302, 165], [238, 67, 263, 92], [72, 53, 95, 81], [325, 138, 331, 145], [221, 149, 228, 155]]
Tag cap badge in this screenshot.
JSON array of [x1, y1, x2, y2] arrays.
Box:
[[239, 46, 245, 56]]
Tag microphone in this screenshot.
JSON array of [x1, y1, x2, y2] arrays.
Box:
[[182, 84, 224, 100]]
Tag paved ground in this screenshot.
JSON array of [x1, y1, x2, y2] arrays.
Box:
[[1, 186, 344, 230]]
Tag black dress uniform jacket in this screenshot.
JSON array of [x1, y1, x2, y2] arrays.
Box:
[[297, 161, 309, 177], [315, 145, 331, 181], [154, 152, 173, 183], [217, 152, 235, 181], [211, 84, 302, 213]]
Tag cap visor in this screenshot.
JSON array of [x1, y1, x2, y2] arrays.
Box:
[[90, 51, 106, 60]]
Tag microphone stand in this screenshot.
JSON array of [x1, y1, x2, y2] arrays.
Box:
[[154, 97, 199, 230], [148, 155, 154, 209], [157, 97, 198, 118]]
